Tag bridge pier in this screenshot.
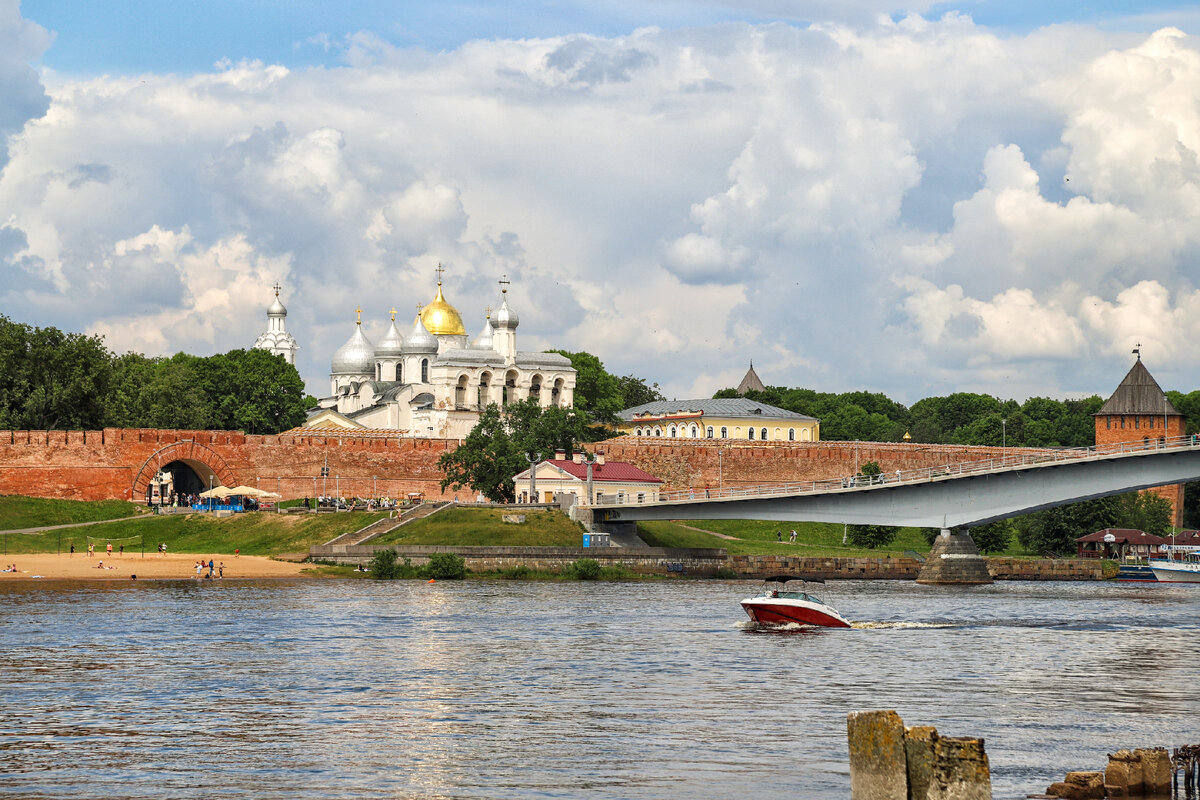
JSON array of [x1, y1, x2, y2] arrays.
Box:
[[915, 529, 993, 585]]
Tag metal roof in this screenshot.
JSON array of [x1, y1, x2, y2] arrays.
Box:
[[1096, 359, 1181, 416], [619, 397, 817, 422]]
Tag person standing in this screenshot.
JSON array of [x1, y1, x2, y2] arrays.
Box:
[[106, 542, 112, 558], [69, 543, 75, 557], [87, 543, 94, 558], [790, 529, 797, 543]]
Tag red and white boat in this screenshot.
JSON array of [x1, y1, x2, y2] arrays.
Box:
[[741, 575, 851, 628]]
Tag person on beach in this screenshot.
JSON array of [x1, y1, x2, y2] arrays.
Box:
[[234, 548, 239, 558], [208, 559, 215, 578], [69, 544, 75, 556], [119, 545, 124, 557], [87, 543, 94, 558], [218, 562, 224, 579], [106, 543, 112, 557], [195, 561, 202, 579]]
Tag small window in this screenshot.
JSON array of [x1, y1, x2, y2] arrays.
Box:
[[634, 428, 642, 436], [1121, 416, 1125, 429], [748, 427, 755, 440], [421, 358, 429, 383], [690, 425, 698, 438], [1149, 417, 1155, 429], [706, 426, 714, 438], [1135, 416, 1140, 429], [788, 428, 795, 441], [720, 427, 728, 439], [669, 425, 677, 438], [761, 427, 767, 440], [1106, 415, 1111, 430], [637, 493, 645, 504]]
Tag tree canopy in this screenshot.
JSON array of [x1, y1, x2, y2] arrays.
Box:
[[0, 315, 311, 434], [437, 399, 591, 502]]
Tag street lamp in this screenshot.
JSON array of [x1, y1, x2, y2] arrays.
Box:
[[209, 474, 215, 511], [525, 452, 542, 504], [1001, 418, 1006, 455]]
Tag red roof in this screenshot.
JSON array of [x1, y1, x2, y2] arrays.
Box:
[[1075, 528, 1170, 545], [528, 459, 663, 484]]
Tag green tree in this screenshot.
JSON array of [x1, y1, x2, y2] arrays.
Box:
[[1110, 491, 1172, 538], [437, 400, 590, 502], [369, 548, 400, 579], [104, 353, 211, 429], [846, 524, 897, 549], [0, 316, 115, 431], [617, 374, 664, 409], [968, 520, 1011, 554], [547, 350, 623, 425], [1015, 496, 1118, 555], [195, 348, 308, 434]]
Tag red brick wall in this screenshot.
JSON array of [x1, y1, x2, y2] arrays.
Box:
[[0, 428, 1024, 504], [1094, 413, 1187, 527]]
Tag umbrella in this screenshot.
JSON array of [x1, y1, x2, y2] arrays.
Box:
[[199, 486, 234, 498], [259, 491, 282, 498], [229, 485, 267, 497]]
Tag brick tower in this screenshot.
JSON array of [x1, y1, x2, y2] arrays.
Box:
[[1094, 353, 1186, 527]]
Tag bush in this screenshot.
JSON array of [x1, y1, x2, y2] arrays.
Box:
[[570, 558, 601, 580], [369, 548, 399, 579], [425, 552, 467, 580], [846, 524, 898, 549], [969, 520, 1011, 554], [501, 564, 531, 580]]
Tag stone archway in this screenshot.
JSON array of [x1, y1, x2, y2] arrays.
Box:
[[131, 440, 236, 502]]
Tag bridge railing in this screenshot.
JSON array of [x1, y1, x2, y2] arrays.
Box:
[[587, 433, 1200, 507]]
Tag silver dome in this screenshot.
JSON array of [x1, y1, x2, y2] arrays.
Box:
[[331, 325, 375, 375], [403, 316, 438, 354], [376, 319, 405, 358], [493, 296, 519, 329], [472, 314, 494, 350], [267, 296, 287, 317]]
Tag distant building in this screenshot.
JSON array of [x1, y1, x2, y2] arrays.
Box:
[[1075, 528, 1168, 560], [1094, 352, 1186, 527], [252, 283, 300, 365], [616, 397, 819, 442], [513, 451, 663, 504], [736, 362, 765, 395]]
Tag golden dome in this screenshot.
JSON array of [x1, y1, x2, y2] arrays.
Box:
[[420, 280, 466, 336]]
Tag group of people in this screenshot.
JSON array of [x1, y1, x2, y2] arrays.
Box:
[[2, 564, 19, 573], [775, 529, 799, 543], [69, 542, 125, 557], [194, 559, 224, 579]]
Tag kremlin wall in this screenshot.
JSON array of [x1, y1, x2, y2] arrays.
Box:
[[0, 426, 1030, 505]]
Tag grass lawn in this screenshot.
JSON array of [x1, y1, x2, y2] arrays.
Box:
[[0, 496, 148, 530], [637, 519, 1037, 557], [0, 510, 390, 556], [371, 507, 586, 547]]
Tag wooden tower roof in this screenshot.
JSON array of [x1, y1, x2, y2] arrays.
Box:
[[1096, 358, 1181, 416]]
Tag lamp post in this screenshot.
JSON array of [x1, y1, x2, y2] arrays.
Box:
[[525, 452, 542, 504], [209, 474, 215, 511], [1001, 418, 1006, 454], [718, 448, 724, 492]]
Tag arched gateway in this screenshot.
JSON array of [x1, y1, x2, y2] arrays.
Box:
[[131, 440, 237, 503]]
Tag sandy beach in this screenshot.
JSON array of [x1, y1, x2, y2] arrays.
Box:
[[0, 553, 311, 581]]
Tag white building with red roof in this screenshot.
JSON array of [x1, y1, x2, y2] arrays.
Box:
[[514, 451, 663, 505]]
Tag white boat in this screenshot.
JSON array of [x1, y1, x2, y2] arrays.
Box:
[[741, 575, 851, 628], [1148, 551, 1200, 583]]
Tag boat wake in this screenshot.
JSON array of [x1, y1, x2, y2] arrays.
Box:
[[850, 621, 957, 630]]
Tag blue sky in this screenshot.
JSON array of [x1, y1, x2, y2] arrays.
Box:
[[22, 0, 1200, 75], [4, 0, 1200, 403]]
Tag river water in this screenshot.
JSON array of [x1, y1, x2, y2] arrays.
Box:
[[0, 578, 1195, 799]]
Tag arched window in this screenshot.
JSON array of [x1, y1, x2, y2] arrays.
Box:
[[635, 427, 642, 436], [800, 428, 811, 441], [720, 427, 728, 439], [735, 427, 742, 438], [761, 427, 768, 440], [788, 428, 795, 441], [396, 362, 403, 383], [774, 428, 781, 440], [654, 426, 662, 437], [690, 425, 698, 438], [421, 358, 429, 384], [748, 427, 755, 440], [706, 426, 714, 438], [669, 425, 677, 438]]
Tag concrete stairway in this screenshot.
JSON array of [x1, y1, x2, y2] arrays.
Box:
[[320, 502, 450, 548]]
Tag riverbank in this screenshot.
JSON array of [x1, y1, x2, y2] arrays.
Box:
[[0, 553, 310, 580]]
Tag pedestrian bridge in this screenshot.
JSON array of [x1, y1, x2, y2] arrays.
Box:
[[584, 434, 1200, 531]]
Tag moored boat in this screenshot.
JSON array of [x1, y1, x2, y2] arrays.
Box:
[[741, 575, 851, 628], [1148, 551, 1200, 583]]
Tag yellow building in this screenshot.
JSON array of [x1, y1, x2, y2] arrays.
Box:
[[616, 398, 819, 442], [513, 452, 663, 504]]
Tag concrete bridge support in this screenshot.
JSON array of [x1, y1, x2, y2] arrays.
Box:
[[915, 529, 993, 585]]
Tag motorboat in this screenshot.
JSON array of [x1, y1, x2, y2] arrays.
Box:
[[741, 575, 851, 628], [1148, 551, 1200, 583]]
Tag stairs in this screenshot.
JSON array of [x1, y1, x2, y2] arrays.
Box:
[[320, 502, 450, 548]]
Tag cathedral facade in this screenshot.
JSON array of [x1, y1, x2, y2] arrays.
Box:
[[255, 271, 576, 439]]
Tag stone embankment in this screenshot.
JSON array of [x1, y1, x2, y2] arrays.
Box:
[[308, 543, 1104, 580], [1038, 744, 1195, 799]]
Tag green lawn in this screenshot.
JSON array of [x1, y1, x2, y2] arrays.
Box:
[[0, 496, 148, 530], [0, 510, 389, 556], [637, 519, 1037, 557], [371, 507, 586, 547]]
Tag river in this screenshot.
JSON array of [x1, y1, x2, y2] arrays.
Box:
[[0, 578, 1196, 799]]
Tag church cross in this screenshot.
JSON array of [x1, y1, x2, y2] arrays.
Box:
[[485, 304, 492, 319], [499, 274, 510, 295], [1133, 342, 1141, 359], [355, 306, 363, 325], [389, 306, 396, 321], [272, 282, 281, 297], [416, 302, 424, 314], [435, 263, 445, 284]]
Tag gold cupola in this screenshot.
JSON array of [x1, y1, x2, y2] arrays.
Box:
[[419, 264, 466, 336]]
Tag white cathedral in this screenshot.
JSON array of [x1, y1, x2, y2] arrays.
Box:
[[253, 269, 577, 439]]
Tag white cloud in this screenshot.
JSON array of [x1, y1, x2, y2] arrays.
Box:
[[3, 9, 1200, 404]]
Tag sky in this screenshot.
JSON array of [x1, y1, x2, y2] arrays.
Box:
[[2, 0, 1200, 405]]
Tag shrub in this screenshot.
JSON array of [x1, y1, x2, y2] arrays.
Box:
[[501, 564, 531, 580], [598, 564, 633, 580], [846, 524, 898, 549], [570, 558, 601, 580], [369, 548, 399, 579], [425, 552, 467, 580]]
